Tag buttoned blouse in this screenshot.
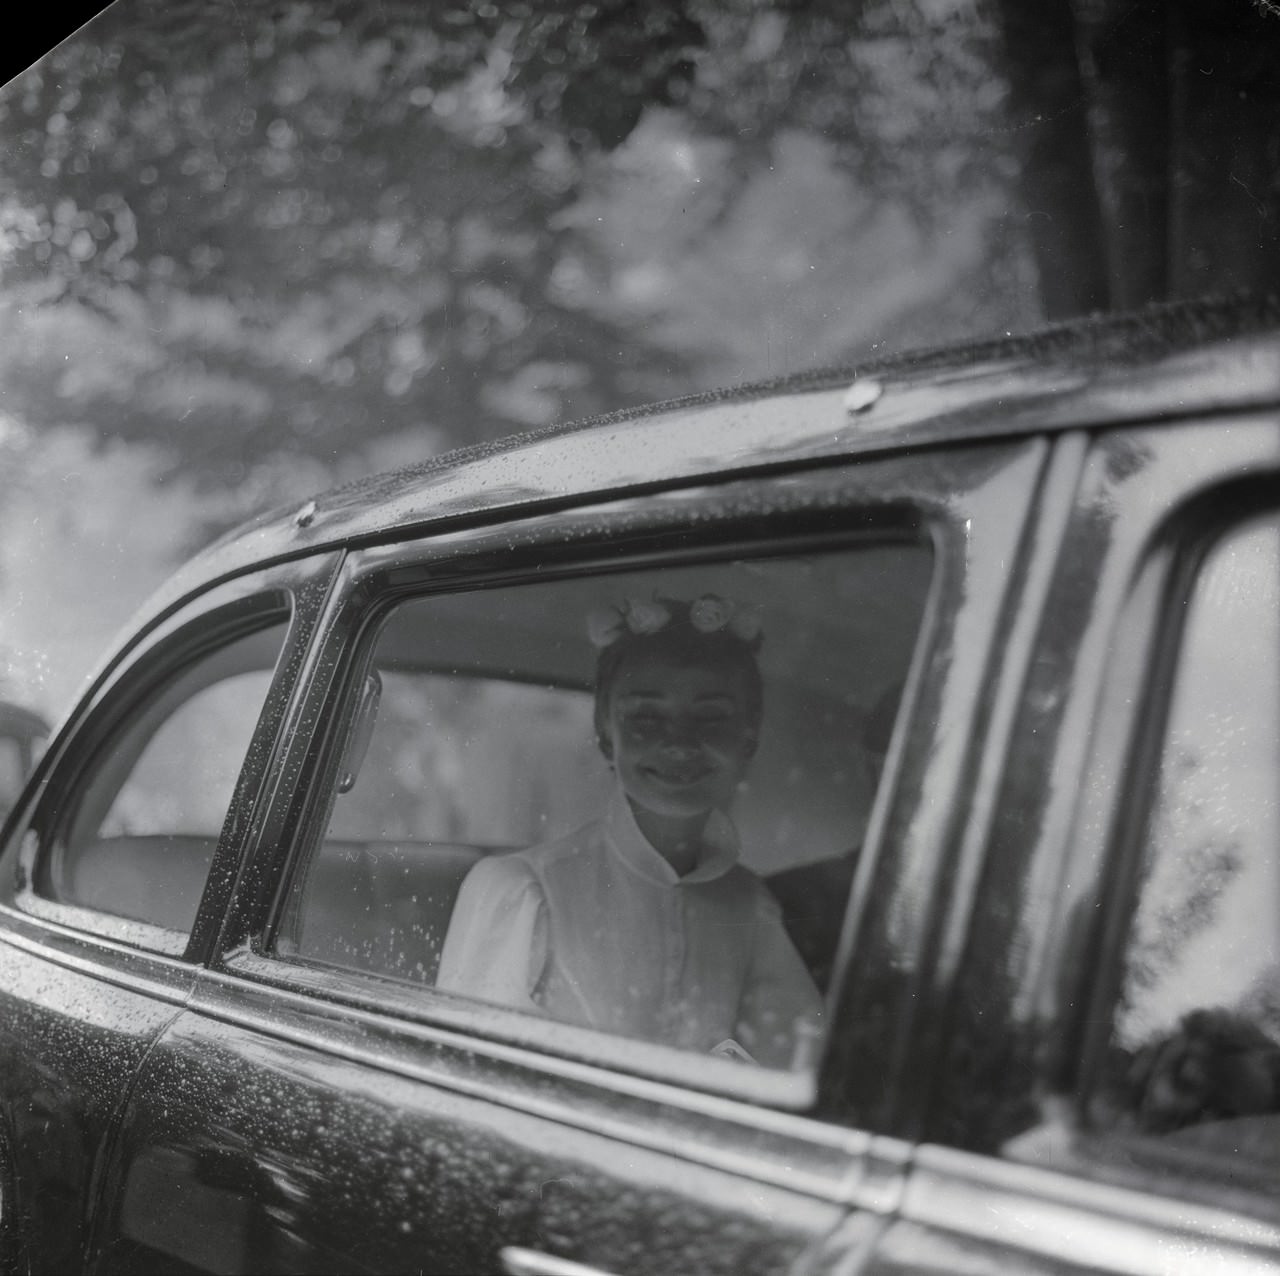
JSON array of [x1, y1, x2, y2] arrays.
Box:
[[435, 787, 823, 1068]]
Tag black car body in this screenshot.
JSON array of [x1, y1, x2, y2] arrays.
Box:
[[2, 299, 1279, 1275]]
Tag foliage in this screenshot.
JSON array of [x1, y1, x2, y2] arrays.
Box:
[[0, 0, 1021, 488]]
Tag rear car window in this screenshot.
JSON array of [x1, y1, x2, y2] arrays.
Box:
[[275, 543, 932, 1073], [35, 619, 289, 935], [1089, 516, 1280, 1171]]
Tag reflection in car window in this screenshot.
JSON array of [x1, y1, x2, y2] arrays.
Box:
[[38, 621, 288, 933], [326, 674, 604, 848], [1094, 518, 1280, 1166], [99, 672, 274, 837], [279, 546, 932, 1073], [0, 704, 48, 821], [0, 741, 23, 820]]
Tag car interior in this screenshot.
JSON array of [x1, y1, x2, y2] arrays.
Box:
[[276, 543, 935, 998]]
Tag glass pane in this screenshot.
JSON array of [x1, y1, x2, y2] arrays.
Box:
[[325, 674, 603, 848], [100, 671, 274, 837], [0, 741, 23, 818], [281, 545, 933, 1073], [1095, 518, 1280, 1165], [46, 620, 288, 933]]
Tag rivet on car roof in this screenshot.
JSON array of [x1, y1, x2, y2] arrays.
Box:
[[843, 378, 883, 414], [294, 499, 318, 529]]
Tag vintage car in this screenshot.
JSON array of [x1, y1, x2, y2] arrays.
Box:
[[1, 298, 1279, 1275]]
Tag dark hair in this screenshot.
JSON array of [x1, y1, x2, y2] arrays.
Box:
[[592, 598, 764, 755]]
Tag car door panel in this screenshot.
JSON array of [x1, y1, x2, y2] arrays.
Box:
[[0, 918, 192, 1276], [95, 983, 881, 1276], [0, 556, 342, 1274]]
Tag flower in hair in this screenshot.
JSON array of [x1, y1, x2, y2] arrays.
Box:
[[728, 602, 764, 644], [586, 598, 673, 648], [588, 593, 764, 649], [689, 594, 732, 633], [586, 607, 626, 648], [690, 594, 764, 644], [625, 599, 671, 635]]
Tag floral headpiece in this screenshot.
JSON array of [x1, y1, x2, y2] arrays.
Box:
[[587, 594, 764, 650]]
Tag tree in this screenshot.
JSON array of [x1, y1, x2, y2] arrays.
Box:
[[0, 2, 715, 479], [1003, 0, 1280, 316], [2, 0, 1275, 492], [0, 0, 1030, 487]]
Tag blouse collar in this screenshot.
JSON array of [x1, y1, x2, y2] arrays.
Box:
[[604, 784, 740, 886]]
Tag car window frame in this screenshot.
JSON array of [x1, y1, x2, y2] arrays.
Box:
[[0, 553, 343, 961], [233, 528, 934, 1113], [1032, 469, 1280, 1222], [922, 415, 1280, 1224], [210, 438, 1050, 1119], [1075, 482, 1280, 1125]]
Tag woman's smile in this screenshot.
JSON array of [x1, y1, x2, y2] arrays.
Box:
[[642, 759, 714, 786]]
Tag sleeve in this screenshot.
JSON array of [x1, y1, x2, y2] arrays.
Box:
[[735, 885, 825, 1070], [435, 855, 549, 1015]]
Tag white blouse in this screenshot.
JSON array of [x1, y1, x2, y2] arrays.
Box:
[[436, 787, 823, 1068]]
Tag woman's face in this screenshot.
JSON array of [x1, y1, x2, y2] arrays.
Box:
[[604, 650, 757, 820]]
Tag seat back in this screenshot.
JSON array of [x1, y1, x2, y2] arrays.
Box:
[[293, 840, 492, 984], [60, 833, 495, 979], [61, 833, 218, 932], [290, 839, 377, 970]]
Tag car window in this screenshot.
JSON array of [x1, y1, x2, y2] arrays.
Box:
[[0, 740, 24, 821], [95, 671, 275, 838], [1085, 516, 1280, 1170], [36, 619, 289, 934], [325, 672, 603, 849], [275, 543, 932, 1073], [0, 705, 48, 822]]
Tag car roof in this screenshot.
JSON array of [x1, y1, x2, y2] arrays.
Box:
[[114, 295, 1280, 669]]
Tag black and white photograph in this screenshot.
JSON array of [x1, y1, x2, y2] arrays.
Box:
[[0, 3, 1278, 1273]]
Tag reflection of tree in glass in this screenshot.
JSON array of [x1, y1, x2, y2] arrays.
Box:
[[1118, 745, 1242, 1037], [102, 673, 273, 836], [1240, 964, 1280, 1041]]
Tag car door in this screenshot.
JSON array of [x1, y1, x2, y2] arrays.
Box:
[[90, 436, 1048, 1276], [0, 554, 340, 1275], [858, 416, 1280, 1272]]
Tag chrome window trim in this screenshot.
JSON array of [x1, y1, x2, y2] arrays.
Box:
[[0, 901, 196, 1004], [191, 956, 913, 1213], [899, 1141, 1280, 1273]]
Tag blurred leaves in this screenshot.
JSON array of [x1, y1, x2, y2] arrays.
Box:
[[0, 0, 1024, 487]]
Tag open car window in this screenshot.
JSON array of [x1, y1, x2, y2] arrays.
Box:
[[275, 542, 932, 1074]]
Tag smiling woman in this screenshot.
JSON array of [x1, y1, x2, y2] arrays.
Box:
[[437, 593, 822, 1068], [274, 542, 933, 1075], [591, 594, 765, 870]]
